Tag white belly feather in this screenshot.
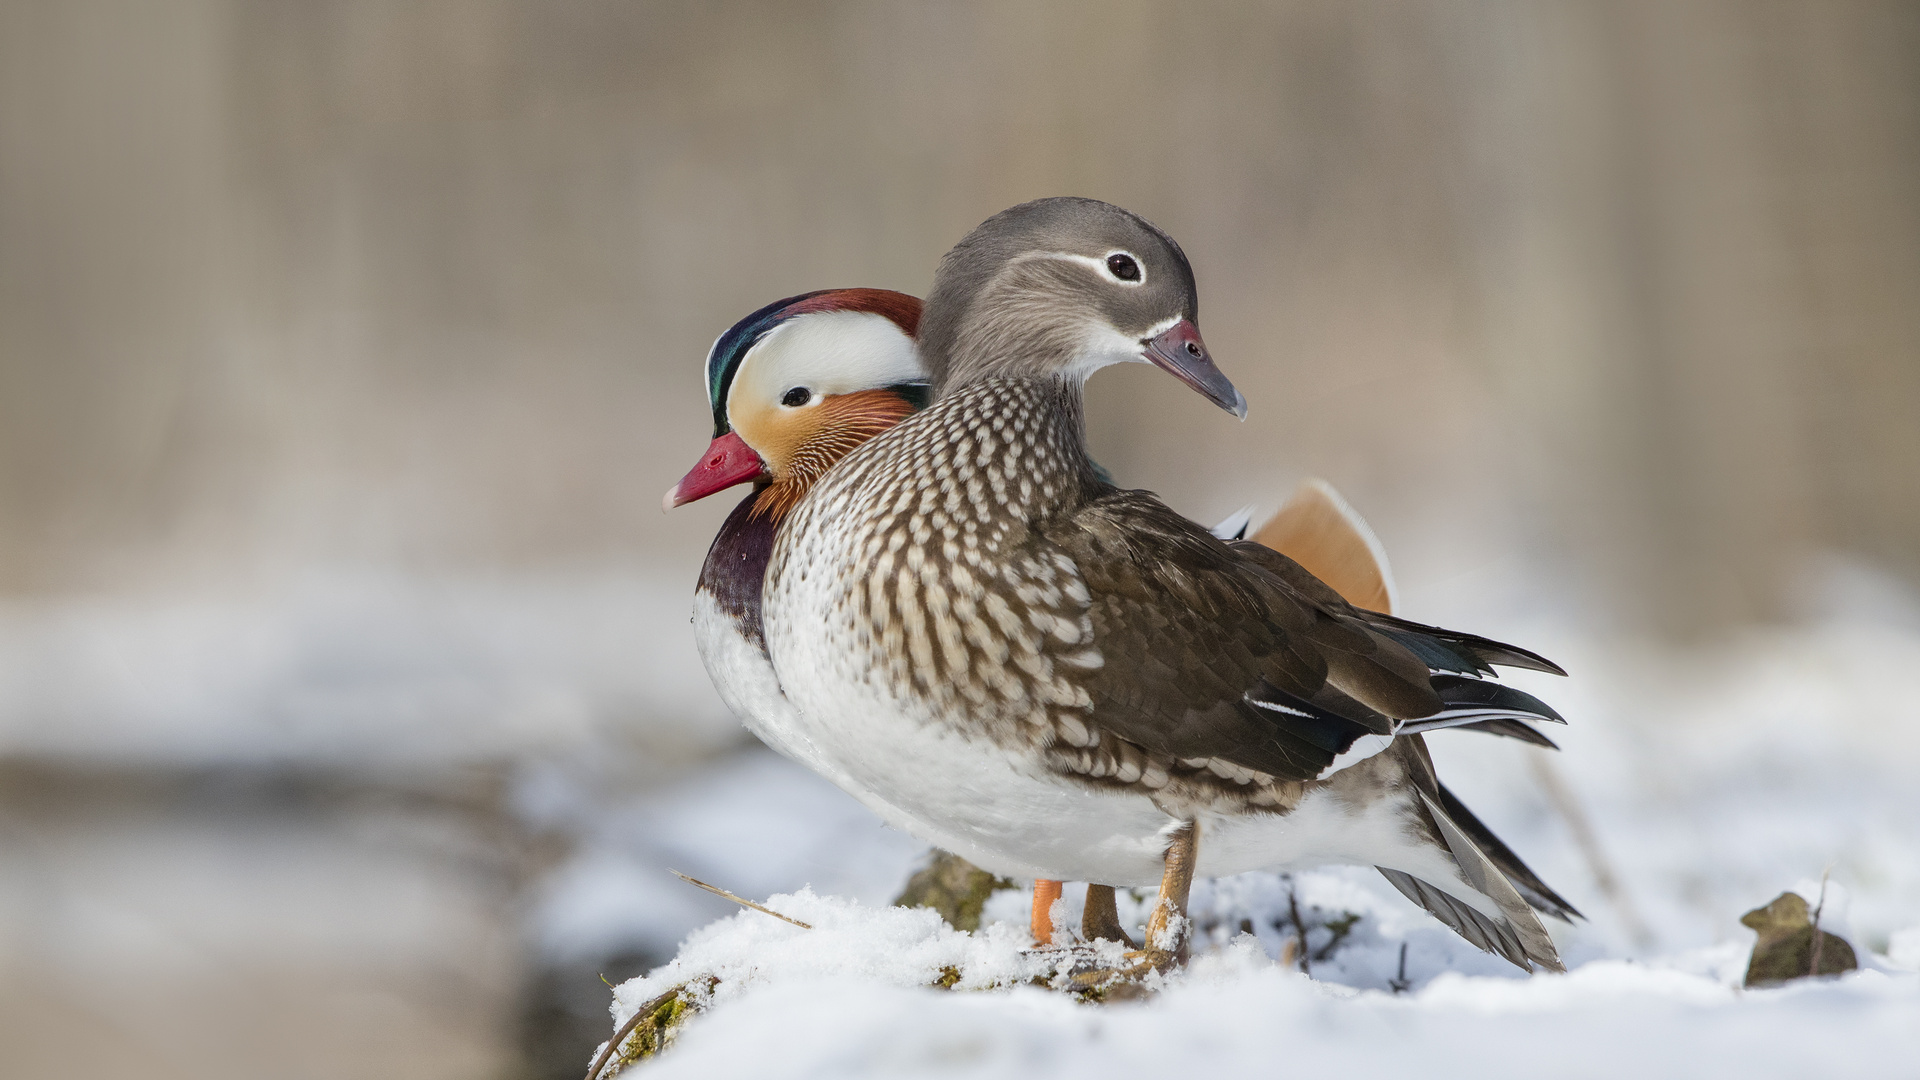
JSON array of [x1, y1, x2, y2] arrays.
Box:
[[693, 587, 971, 854], [692, 588, 835, 779]]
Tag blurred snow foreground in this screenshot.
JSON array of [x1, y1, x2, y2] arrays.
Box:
[[584, 560, 1920, 1080]]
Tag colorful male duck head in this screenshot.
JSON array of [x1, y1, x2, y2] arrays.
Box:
[[665, 288, 928, 516]]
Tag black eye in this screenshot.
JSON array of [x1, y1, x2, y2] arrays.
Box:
[[1106, 253, 1141, 281], [781, 387, 812, 407]]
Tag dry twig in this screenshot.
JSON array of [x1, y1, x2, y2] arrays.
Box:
[[1527, 753, 1652, 945], [1286, 884, 1311, 976], [669, 869, 813, 929], [1808, 868, 1831, 978]]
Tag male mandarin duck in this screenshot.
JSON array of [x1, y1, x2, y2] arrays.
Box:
[[670, 276, 1574, 968], [666, 288, 928, 787], [755, 198, 1576, 972]]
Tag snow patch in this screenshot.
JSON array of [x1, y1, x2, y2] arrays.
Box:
[[609, 892, 1920, 1080]]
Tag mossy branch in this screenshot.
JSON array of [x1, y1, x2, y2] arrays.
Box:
[[892, 850, 1016, 932], [585, 977, 715, 1080]]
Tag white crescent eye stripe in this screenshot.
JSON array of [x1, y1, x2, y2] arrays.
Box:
[[1013, 250, 1148, 288], [726, 310, 922, 429]]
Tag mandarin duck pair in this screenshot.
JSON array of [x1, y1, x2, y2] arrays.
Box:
[[666, 198, 1578, 973]]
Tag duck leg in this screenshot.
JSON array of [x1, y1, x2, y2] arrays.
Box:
[[1030, 879, 1064, 945], [1070, 821, 1200, 989], [1081, 884, 1135, 947], [1139, 820, 1200, 967]]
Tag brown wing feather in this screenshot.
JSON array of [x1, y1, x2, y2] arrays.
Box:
[[1226, 541, 1439, 718], [1050, 497, 1335, 779], [1037, 490, 1443, 780]]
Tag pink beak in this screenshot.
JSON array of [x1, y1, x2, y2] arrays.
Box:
[[1143, 318, 1246, 419], [663, 431, 767, 510]]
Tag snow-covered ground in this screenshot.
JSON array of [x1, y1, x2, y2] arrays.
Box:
[[4, 558, 1915, 1076], [606, 891, 1917, 1080], [575, 558, 1920, 1078]]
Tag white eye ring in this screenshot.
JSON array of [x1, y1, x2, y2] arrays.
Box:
[[779, 386, 817, 408], [1100, 250, 1146, 286]]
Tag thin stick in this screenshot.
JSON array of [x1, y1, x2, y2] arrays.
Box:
[[669, 869, 813, 929], [1389, 941, 1411, 994], [584, 986, 680, 1080], [1808, 867, 1831, 977], [1527, 753, 1652, 946], [1287, 883, 1311, 976]]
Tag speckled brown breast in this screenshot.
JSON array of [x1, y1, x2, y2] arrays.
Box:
[[767, 377, 1321, 816]]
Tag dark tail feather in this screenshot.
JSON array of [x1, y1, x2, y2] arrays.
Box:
[[1431, 675, 1565, 723], [1401, 675, 1565, 727], [1434, 782, 1582, 922], [1378, 868, 1536, 970], [1372, 626, 1494, 678], [1379, 791, 1566, 973], [1453, 718, 1560, 749], [1366, 613, 1567, 677], [1397, 676, 1566, 742]]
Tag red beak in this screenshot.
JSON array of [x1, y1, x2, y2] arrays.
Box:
[[663, 431, 767, 510]]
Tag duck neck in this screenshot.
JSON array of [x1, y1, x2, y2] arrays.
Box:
[[700, 470, 828, 650], [943, 374, 1106, 519]]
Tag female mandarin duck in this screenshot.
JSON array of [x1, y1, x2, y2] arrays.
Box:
[[755, 198, 1576, 972], [670, 278, 1574, 967]]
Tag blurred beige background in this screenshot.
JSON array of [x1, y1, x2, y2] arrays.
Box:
[[5, 0, 1915, 628], [2, 2, 1916, 1078]]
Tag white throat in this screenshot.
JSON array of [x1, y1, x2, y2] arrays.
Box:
[[1061, 312, 1182, 382]]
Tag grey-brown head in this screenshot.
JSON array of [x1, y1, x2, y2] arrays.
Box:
[[918, 197, 1247, 418]]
